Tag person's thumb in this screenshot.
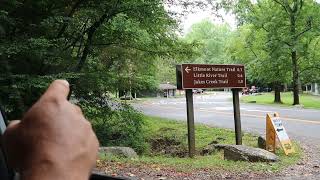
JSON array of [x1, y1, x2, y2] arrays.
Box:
[[42, 80, 70, 101]]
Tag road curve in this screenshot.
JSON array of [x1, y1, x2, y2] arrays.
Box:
[[134, 92, 320, 145], [134, 92, 320, 179]]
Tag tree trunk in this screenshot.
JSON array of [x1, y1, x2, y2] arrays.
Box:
[[298, 78, 303, 93], [290, 14, 300, 105], [291, 50, 300, 105], [119, 90, 125, 97], [274, 82, 282, 103], [75, 29, 94, 72], [291, 49, 300, 104], [283, 83, 288, 92]]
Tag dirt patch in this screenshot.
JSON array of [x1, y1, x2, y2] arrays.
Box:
[[95, 161, 273, 180], [149, 127, 188, 157]]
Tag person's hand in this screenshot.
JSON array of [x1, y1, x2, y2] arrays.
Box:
[[3, 80, 99, 180]]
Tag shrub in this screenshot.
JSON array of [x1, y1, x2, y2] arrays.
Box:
[[80, 100, 147, 154]]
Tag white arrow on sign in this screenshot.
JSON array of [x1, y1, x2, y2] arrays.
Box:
[[185, 66, 191, 73]]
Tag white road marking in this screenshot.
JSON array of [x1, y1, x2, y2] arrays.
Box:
[[246, 109, 272, 113], [146, 104, 320, 125]]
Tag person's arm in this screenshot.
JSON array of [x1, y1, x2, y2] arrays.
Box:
[[3, 80, 99, 180]]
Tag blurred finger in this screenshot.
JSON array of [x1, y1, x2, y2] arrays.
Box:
[[6, 120, 21, 130], [73, 104, 83, 114], [3, 120, 21, 145], [42, 80, 70, 101]]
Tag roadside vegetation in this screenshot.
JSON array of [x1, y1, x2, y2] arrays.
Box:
[[98, 116, 302, 173], [241, 92, 320, 109], [3, 0, 320, 120]]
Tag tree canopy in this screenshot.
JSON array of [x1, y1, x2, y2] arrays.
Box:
[[227, 0, 320, 103], [185, 19, 232, 64], [0, 0, 195, 118]]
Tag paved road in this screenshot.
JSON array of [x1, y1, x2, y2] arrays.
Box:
[[134, 92, 320, 179], [134, 92, 320, 145]]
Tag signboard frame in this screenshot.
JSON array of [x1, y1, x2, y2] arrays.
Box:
[[176, 63, 247, 157], [179, 64, 246, 90]]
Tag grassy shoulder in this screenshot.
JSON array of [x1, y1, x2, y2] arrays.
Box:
[[241, 92, 320, 109], [98, 116, 302, 173]]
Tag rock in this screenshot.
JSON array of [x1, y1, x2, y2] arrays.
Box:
[[202, 144, 237, 155], [223, 145, 279, 162], [201, 144, 217, 155], [212, 144, 233, 150], [99, 147, 138, 158], [258, 136, 266, 149], [297, 162, 305, 165], [127, 173, 136, 177]]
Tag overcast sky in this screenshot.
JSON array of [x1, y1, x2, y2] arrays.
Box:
[[180, 0, 320, 34], [176, 7, 237, 35], [166, 3, 236, 35]]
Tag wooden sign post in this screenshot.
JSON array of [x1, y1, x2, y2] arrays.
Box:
[[266, 113, 295, 155], [176, 64, 246, 157], [232, 88, 242, 145], [185, 89, 195, 157]]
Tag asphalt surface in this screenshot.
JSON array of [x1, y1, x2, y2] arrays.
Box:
[[134, 92, 320, 145], [133, 92, 320, 179]]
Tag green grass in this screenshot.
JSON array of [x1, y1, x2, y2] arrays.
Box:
[[99, 116, 302, 173], [143, 116, 257, 149], [241, 92, 320, 109]]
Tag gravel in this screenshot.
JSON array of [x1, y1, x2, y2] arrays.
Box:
[[95, 142, 320, 179]]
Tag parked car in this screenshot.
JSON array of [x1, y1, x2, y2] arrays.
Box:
[[263, 87, 272, 92], [120, 95, 133, 100], [242, 87, 249, 95]]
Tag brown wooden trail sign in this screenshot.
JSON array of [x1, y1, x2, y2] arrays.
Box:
[[266, 113, 295, 155], [176, 64, 246, 158], [178, 64, 246, 89]]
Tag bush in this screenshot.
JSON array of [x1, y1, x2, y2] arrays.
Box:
[[80, 100, 147, 154]]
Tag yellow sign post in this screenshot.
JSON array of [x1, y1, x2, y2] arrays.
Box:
[[266, 113, 294, 155]]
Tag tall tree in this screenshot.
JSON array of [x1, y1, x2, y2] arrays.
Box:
[[226, 24, 291, 103], [232, 0, 320, 105], [184, 19, 232, 64]]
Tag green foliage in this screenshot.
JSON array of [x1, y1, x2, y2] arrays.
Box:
[[99, 115, 302, 173], [143, 116, 257, 151], [229, 0, 320, 104], [80, 100, 147, 154], [226, 24, 291, 85], [0, 0, 195, 119], [184, 19, 232, 64]]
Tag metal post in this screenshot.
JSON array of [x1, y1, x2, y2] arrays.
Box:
[[185, 89, 195, 157], [232, 88, 242, 145]]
